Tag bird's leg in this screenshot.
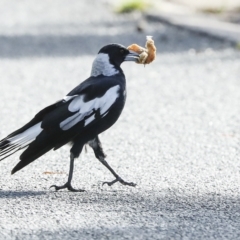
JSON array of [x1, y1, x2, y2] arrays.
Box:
[[99, 156, 136, 187], [50, 153, 85, 192], [88, 137, 136, 187]]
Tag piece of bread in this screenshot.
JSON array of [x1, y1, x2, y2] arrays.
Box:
[[127, 36, 156, 64]]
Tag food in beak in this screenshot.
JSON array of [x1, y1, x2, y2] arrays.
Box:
[[127, 36, 156, 65]]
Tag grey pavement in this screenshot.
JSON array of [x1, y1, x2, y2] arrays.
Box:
[[0, 1, 240, 239]]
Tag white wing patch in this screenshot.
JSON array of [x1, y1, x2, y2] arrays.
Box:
[[63, 95, 78, 102], [91, 53, 119, 77], [8, 122, 43, 147], [60, 85, 120, 130], [0, 122, 43, 158], [84, 115, 95, 126]]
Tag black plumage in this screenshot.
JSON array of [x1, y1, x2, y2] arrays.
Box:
[[0, 44, 139, 191]]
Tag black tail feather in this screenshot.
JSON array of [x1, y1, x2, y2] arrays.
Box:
[[11, 130, 57, 174], [0, 140, 14, 161], [0, 143, 17, 156], [0, 140, 10, 150], [11, 145, 53, 174]]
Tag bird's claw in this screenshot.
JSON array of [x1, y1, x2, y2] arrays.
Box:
[[102, 177, 136, 187], [50, 183, 85, 192]]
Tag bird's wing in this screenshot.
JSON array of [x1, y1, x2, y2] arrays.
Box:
[[41, 77, 121, 132]]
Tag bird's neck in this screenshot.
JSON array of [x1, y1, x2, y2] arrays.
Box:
[[91, 53, 121, 77]]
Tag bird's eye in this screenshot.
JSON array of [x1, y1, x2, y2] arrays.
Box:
[[120, 49, 125, 54]]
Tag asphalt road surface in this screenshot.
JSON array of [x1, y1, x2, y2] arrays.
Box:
[[0, 1, 239, 239]]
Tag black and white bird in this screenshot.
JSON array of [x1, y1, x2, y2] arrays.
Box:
[[0, 44, 140, 192]]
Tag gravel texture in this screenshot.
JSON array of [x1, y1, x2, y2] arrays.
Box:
[[0, 1, 239, 239]]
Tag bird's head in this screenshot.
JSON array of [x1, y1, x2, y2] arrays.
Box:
[[91, 44, 140, 77]]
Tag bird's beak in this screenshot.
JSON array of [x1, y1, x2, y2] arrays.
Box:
[[124, 50, 140, 62]]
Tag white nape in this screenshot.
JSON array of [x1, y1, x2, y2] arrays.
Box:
[[91, 53, 119, 77]]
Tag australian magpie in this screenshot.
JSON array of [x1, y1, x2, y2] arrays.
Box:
[[0, 44, 139, 192]]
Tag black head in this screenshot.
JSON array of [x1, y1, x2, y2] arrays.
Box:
[[98, 44, 139, 67], [91, 44, 140, 77]]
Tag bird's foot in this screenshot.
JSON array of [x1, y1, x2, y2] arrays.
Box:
[[102, 176, 136, 187], [50, 182, 85, 192]]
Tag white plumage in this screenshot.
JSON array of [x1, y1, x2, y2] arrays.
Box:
[[8, 122, 43, 147], [91, 53, 119, 77]]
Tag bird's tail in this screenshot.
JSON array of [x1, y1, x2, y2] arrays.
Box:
[[0, 122, 43, 161]]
